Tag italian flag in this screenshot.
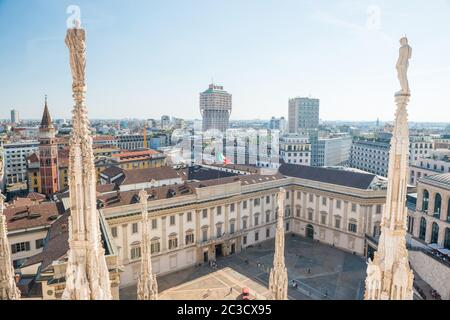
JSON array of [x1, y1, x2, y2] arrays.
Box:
[[217, 152, 231, 164]]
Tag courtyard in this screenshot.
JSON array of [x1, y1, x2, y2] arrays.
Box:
[[120, 235, 367, 300]]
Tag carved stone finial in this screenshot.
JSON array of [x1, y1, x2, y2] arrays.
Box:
[[0, 194, 21, 300], [137, 189, 158, 300], [268, 188, 288, 300], [62, 23, 112, 300]]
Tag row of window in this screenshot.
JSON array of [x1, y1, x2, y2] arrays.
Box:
[[11, 239, 45, 254], [305, 209, 359, 233], [113, 196, 376, 237], [421, 190, 450, 221], [418, 218, 450, 249]]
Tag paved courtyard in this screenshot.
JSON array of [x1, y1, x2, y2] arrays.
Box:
[[120, 235, 367, 300]]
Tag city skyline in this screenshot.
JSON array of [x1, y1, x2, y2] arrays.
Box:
[[1, 0, 450, 122]]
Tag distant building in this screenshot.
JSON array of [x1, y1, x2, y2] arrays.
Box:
[[10, 109, 20, 124], [92, 135, 118, 148], [161, 115, 171, 129], [172, 117, 185, 129], [409, 149, 450, 185], [117, 134, 145, 150], [288, 97, 319, 133], [317, 135, 352, 167], [434, 134, 450, 149], [351, 135, 437, 178], [280, 134, 311, 165], [409, 135, 434, 162], [147, 119, 157, 129], [3, 140, 39, 184], [288, 97, 320, 166], [200, 83, 232, 132], [269, 117, 287, 133], [350, 139, 390, 177]]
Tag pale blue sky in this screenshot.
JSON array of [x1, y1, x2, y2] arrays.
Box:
[[1, 0, 450, 122]]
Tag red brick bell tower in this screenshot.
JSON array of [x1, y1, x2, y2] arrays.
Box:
[[39, 95, 59, 196]]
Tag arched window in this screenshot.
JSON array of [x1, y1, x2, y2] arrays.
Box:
[[433, 193, 442, 218], [431, 222, 439, 244], [422, 190, 429, 212], [444, 228, 450, 249], [447, 199, 450, 223], [419, 217, 427, 240]]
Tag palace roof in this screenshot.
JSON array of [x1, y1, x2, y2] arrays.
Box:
[[4, 201, 65, 232], [278, 163, 377, 190]]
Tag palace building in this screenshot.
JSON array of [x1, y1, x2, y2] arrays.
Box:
[[92, 163, 388, 286]]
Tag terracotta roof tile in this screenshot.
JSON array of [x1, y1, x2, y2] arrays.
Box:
[[4, 202, 65, 232]]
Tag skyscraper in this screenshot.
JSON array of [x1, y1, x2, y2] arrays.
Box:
[[38, 96, 59, 196], [200, 83, 232, 132], [10, 109, 19, 124]]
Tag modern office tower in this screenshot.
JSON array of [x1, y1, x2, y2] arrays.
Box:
[[288, 97, 320, 165], [10, 109, 19, 124], [288, 97, 320, 133], [38, 97, 59, 196], [200, 83, 232, 132]]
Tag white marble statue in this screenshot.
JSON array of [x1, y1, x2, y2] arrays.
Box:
[[65, 24, 86, 89], [396, 37, 412, 95]]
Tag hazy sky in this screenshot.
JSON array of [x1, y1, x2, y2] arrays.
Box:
[[1, 0, 450, 122]]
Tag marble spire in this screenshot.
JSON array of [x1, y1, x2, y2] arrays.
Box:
[[62, 21, 112, 300], [268, 187, 288, 300], [364, 37, 414, 300], [137, 190, 158, 300], [0, 159, 21, 300]]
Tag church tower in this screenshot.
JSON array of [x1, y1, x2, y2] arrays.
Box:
[[38, 96, 59, 196]]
